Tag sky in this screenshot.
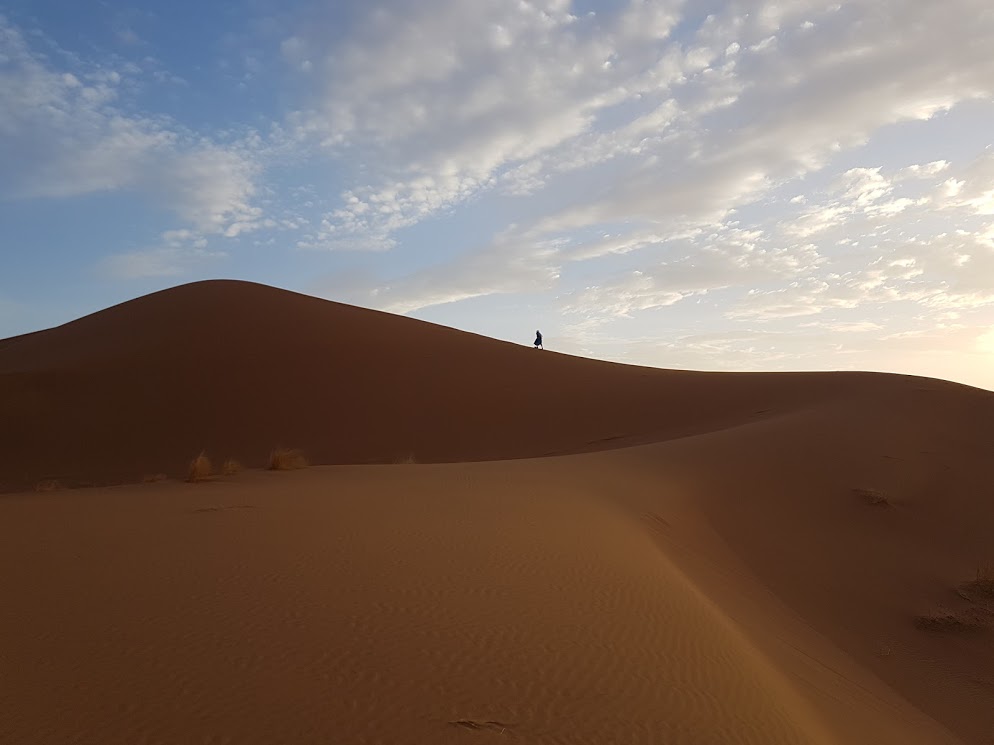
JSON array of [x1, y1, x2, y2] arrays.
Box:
[[2, 1, 994, 390]]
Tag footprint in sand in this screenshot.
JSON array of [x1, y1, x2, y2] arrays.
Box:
[[449, 719, 516, 736], [192, 504, 256, 513]]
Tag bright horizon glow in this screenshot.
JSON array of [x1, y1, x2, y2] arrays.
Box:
[[2, 1, 993, 391]]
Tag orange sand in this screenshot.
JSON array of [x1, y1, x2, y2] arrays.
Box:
[[1, 280, 992, 744]]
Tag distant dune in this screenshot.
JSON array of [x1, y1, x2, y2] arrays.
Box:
[[1, 280, 992, 743]]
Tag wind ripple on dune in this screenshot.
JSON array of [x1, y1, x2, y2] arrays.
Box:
[[0, 471, 835, 745]]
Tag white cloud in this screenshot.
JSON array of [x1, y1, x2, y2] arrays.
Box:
[[116, 27, 142, 47], [154, 146, 262, 233], [731, 277, 865, 320], [321, 144, 994, 324], [272, 0, 994, 278], [270, 0, 994, 341], [100, 228, 223, 280], [479, 0, 994, 252], [563, 227, 819, 318], [6, 2, 994, 388], [330, 233, 562, 314], [288, 0, 690, 242], [933, 149, 994, 215], [101, 245, 223, 280], [899, 160, 950, 180], [0, 19, 173, 198], [0, 16, 266, 250], [726, 156, 994, 322]]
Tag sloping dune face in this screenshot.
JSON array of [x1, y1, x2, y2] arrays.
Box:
[[575, 391, 994, 745], [0, 472, 842, 745], [2, 280, 993, 744], [0, 278, 946, 491], [0, 455, 985, 745]]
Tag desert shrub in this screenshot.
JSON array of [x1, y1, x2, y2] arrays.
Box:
[[969, 563, 994, 597], [187, 452, 212, 482], [269, 448, 308, 471], [915, 607, 992, 632]]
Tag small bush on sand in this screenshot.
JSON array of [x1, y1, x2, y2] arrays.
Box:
[[853, 487, 890, 507], [269, 448, 308, 471], [966, 563, 994, 597], [915, 606, 992, 633], [34, 479, 62, 492], [142, 473, 167, 483], [222, 458, 243, 476], [187, 452, 212, 482], [394, 453, 418, 464], [978, 562, 994, 583]]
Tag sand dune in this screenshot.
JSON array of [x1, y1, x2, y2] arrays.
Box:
[[0, 278, 954, 492], [1, 280, 992, 743]]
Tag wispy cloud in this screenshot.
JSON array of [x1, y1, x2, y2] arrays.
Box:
[[0, 16, 268, 275], [3, 1, 994, 388], [288, 0, 689, 243], [99, 228, 224, 280]]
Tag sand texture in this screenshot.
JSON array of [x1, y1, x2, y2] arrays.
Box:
[[1, 280, 992, 744]]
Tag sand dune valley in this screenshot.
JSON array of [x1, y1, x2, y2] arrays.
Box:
[[2, 279, 994, 745]]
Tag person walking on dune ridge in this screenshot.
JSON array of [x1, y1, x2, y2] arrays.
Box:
[[534, 330, 543, 350]]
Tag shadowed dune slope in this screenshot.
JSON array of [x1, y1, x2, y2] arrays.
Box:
[[0, 279, 986, 491]]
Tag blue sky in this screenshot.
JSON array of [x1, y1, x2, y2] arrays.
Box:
[[3, 0, 994, 390]]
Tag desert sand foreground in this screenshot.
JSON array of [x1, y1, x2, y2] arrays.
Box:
[[2, 281, 993, 744]]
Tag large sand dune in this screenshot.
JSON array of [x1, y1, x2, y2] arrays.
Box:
[[0, 278, 957, 492], [1, 280, 992, 743]]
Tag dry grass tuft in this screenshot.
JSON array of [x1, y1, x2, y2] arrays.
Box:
[[915, 606, 993, 633], [222, 458, 243, 476], [963, 562, 994, 598], [187, 452, 213, 483], [142, 473, 167, 483], [34, 479, 62, 492], [853, 487, 891, 507], [269, 448, 308, 471], [394, 453, 418, 464], [977, 562, 994, 583]]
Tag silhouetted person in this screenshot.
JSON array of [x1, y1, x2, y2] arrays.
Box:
[[534, 330, 543, 349]]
